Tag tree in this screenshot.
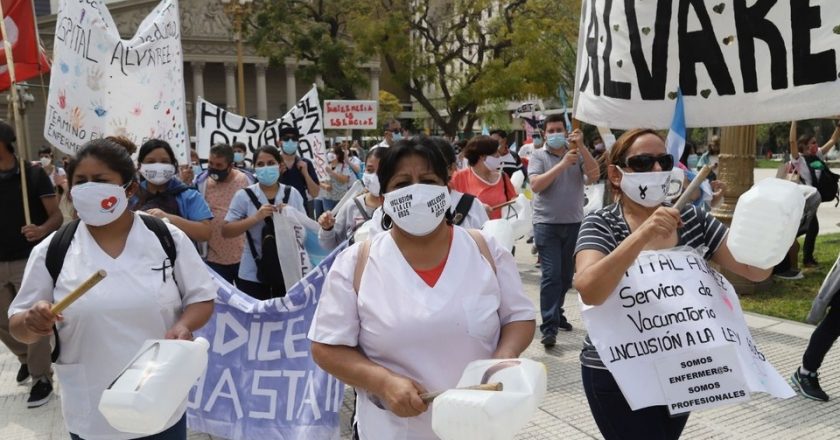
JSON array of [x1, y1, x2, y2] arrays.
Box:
[[353, 0, 580, 136], [248, 0, 369, 99], [378, 90, 402, 126]]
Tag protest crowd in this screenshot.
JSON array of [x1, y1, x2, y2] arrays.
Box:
[[2, 1, 840, 440]]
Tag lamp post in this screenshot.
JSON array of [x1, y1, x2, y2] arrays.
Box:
[[221, 0, 253, 115]]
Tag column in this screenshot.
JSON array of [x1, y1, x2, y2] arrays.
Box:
[[284, 58, 297, 111], [224, 63, 237, 113], [255, 63, 268, 120], [712, 125, 769, 294], [369, 66, 380, 100], [191, 62, 205, 102]]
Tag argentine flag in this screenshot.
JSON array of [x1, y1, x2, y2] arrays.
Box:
[[665, 89, 687, 162]]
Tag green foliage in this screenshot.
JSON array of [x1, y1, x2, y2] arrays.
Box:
[[352, 0, 581, 135], [248, 0, 369, 99], [378, 90, 402, 125]]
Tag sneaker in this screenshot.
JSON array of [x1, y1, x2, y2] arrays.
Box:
[[16, 364, 29, 384], [791, 370, 829, 402], [27, 378, 53, 408], [774, 270, 804, 280], [803, 260, 819, 268], [558, 322, 574, 332], [540, 334, 556, 348]]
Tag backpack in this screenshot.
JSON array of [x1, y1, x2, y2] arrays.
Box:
[[451, 194, 476, 226], [244, 186, 292, 298], [803, 155, 839, 204], [45, 215, 177, 362]]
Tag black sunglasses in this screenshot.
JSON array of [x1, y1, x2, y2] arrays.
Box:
[[620, 154, 674, 172]]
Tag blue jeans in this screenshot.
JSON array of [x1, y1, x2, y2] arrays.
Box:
[[533, 222, 579, 336], [582, 366, 688, 440], [70, 414, 186, 440]]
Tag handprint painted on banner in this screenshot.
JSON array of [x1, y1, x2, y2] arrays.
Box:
[[91, 100, 107, 117], [87, 66, 104, 91], [58, 90, 66, 109], [70, 107, 85, 132], [110, 118, 128, 138], [74, 63, 83, 77], [59, 62, 69, 74]]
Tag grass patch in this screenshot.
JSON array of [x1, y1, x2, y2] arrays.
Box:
[[754, 158, 784, 169], [740, 233, 840, 323]]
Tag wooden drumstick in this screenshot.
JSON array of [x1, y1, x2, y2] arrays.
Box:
[[420, 382, 503, 404], [673, 166, 713, 211], [51, 270, 107, 315]]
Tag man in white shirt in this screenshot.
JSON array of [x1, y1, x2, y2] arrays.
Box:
[[375, 119, 403, 149], [518, 129, 544, 159]]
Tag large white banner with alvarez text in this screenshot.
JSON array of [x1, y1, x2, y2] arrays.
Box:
[[195, 86, 327, 179], [581, 248, 794, 413], [573, 0, 840, 129], [45, 0, 189, 161]]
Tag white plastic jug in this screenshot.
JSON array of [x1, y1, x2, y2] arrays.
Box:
[[432, 359, 547, 440], [584, 183, 605, 214], [482, 219, 515, 252], [510, 170, 526, 194], [728, 179, 817, 269], [99, 338, 210, 435], [504, 194, 532, 240]]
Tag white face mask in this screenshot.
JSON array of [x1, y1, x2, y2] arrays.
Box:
[[618, 168, 674, 208], [71, 182, 129, 226], [383, 183, 451, 236], [39, 157, 52, 167], [327, 152, 337, 163], [484, 155, 503, 171], [362, 172, 381, 197], [665, 167, 685, 202], [140, 163, 176, 185]]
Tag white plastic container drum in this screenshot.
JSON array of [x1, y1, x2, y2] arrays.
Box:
[[482, 219, 515, 252], [99, 338, 210, 435], [432, 358, 547, 440]]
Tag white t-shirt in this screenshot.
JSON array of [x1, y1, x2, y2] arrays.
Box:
[[308, 227, 535, 439], [9, 213, 217, 440]]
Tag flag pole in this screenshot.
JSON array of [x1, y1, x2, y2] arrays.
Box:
[[0, 1, 32, 225]]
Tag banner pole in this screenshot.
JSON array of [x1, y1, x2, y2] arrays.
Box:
[[0, 1, 31, 225]]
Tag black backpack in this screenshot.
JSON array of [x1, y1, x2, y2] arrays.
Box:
[[803, 155, 839, 203], [244, 186, 292, 299], [451, 194, 477, 226], [44, 215, 177, 361]]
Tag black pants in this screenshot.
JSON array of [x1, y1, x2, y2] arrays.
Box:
[[582, 365, 688, 440], [803, 292, 840, 372], [803, 215, 819, 263], [206, 261, 239, 284]]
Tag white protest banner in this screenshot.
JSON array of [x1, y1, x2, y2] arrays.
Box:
[[45, 0, 189, 161], [196, 86, 327, 178], [572, 0, 840, 129], [324, 100, 377, 130], [581, 248, 794, 413]]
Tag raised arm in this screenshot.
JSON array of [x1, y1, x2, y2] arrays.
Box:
[[819, 124, 840, 156]]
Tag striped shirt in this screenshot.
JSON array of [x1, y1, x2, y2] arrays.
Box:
[[574, 202, 728, 369]]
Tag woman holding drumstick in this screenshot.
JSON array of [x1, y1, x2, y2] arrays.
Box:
[[8, 139, 216, 440], [574, 129, 771, 440], [308, 137, 535, 439], [450, 135, 518, 220]]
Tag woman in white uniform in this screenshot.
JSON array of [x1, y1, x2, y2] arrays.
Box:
[[9, 139, 217, 440], [308, 137, 536, 439], [317, 146, 387, 250]]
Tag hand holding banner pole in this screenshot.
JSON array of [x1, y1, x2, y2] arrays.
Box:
[[674, 166, 713, 211], [0, 1, 31, 225], [51, 270, 107, 315]]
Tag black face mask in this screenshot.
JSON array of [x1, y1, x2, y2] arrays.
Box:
[[209, 168, 230, 182]]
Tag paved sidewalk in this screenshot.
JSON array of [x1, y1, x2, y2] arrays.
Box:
[[2, 254, 840, 439]]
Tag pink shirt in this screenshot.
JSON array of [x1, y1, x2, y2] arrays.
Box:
[[205, 169, 250, 265]]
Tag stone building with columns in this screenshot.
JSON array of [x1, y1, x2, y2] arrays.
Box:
[[12, 0, 387, 158]]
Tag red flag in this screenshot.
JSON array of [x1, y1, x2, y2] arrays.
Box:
[[0, 0, 50, 91]]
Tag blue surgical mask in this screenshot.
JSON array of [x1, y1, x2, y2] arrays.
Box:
[[234, 152, 245, 163], [255, 165, 280, 186], [546, 133, 567, 150], [192, 164, 202, 177], [532, 136, 543, 147], [282, 140, 299, 155], [392, 132, 403, 142]]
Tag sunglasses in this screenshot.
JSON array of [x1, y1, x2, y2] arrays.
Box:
[[620, 154, 674, 172]]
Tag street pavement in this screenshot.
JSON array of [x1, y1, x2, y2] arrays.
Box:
[[3, 169, 840, 439]]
